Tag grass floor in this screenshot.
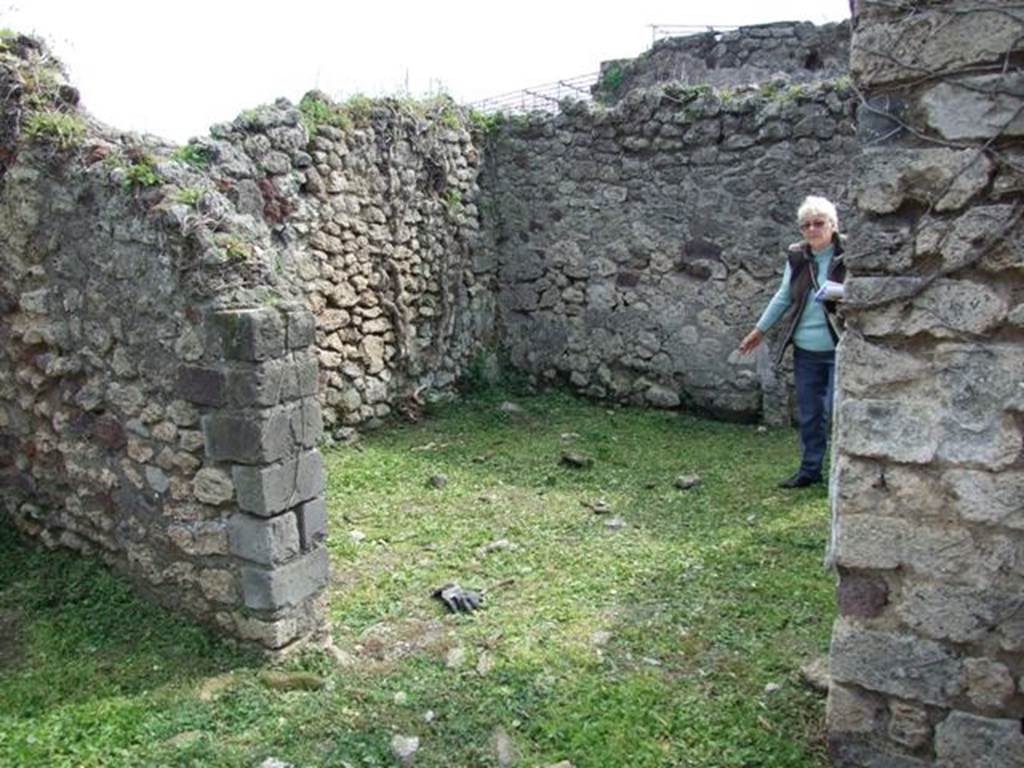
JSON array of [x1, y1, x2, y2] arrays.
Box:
[[0, 390, 835, 767]]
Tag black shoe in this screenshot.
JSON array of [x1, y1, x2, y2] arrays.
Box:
[[778, 472, 821, 489]]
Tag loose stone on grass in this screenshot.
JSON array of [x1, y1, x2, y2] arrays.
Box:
[[584, 498, 612, 514], [560, 451, 593, 469], [391, 734, 420, 764], [675, 474, 701, 490], [259, 670, 326, 692], [427, 473, 448, 489], [800, 655, 830, 693], [604, 515, 627, 531]]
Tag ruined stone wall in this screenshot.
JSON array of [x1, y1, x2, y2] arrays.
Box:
[[595, 21, 851, 104], [1, 33, 494, 649], [827, 2, 1024, 765], [481, 80, 857, 422], [172, 95, 491, 436]]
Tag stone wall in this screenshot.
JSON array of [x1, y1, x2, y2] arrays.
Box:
[[594, 21, 851, 104], [482, 79, 857, 422], [1, 33, 494, 649], [168, 95, 491, 436], [0, 34, 331, 650], [827, 1, 1024, 765]]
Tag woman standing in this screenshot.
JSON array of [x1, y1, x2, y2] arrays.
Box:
[[738, 196, 846, 488]]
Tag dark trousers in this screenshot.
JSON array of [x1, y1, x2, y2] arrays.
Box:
[[793, 347, 836, 479]]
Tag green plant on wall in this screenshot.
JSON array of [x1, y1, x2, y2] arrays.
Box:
[[22, 110, 85, 150], [600, 62, 626, 94], [171, 143, 210, 169], [122, 156, 160, 189], [468, 109, 505, 137], [175, 186, 202, 206], [215, 233, 251, 261], [298, 92, 353, 136], [442, 188, 463, 216]]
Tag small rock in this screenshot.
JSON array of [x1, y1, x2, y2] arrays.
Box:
[[197, 672, 237, 701], [544, 762, 575, 768], [423, 710, 436, 723], [259, 759, 293, 768], [445, 646, 467, 669], [428, 473, 448, 489], [584, 498, 612, 514], [604, 515, 626, 531], [166, 730, 204, 749], [349, 529, 366, 542], [591, 630, 612, 647], [477, 651, 495, 676], [799, 655, 830, 693], [391, 734, 420, 764], [561, 451, 593, 469], [492, 726, 517, 768], [560, 432, 580, 440], [674, 474, 701, 490], [394, 691, 409, 705], [756, 425, 768, 434], [479, 538, 513, 555], [259, 670, 326, 692], [764, 682, 782, 695], [499, 401, 524, 415]]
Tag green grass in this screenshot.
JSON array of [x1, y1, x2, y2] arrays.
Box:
[[0, 390, 833, 767]]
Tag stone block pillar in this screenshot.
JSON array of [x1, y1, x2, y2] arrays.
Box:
[[828, 2, 1024, 766], [180, 304, 329, 650]]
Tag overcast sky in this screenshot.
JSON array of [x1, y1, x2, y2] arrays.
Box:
[[4, 0, 850, 144]]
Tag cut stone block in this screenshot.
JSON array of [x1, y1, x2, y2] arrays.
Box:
[[212, 308, 285, 362], [232, 450, 324, 517], [176, 366, 226, 407], [202, 406, 298, 465], [240, 545, 329, 611], [228, 512, 300, 565], [296, 496, 327, 551]]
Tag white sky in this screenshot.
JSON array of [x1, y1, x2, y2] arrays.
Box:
[[4, 0, 850, 144]]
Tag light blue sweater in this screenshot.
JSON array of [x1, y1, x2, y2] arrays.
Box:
[[755, 244, 836, 352]]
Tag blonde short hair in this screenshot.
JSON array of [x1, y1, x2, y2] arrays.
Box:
[[797, 196, 838, 229]]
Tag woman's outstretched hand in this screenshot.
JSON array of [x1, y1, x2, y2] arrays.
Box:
[[738, 328, 764, 355]]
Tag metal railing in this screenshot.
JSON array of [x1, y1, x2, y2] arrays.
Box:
[[467, 24, 740, 115], [648, 24, 738, 44], [467, 72, 599, 115]]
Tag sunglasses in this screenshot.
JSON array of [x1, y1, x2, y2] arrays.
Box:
[[800, 219, 829, 231]]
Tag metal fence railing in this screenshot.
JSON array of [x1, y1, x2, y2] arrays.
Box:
[[648, 24, 737, 44], [467, 72, 599, 115], [467, 25, 740, 115]]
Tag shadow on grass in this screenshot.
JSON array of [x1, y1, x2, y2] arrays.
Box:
[[0, 523, 256, 717]]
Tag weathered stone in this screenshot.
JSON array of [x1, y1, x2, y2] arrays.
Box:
[[836, 571, 889, 618], [920, 73, 1024, 141], [192, 467, 235, 506], [228, 512, 300, 566], [934, 711, 1024, 768], [944, 469, 1024, 530], [296, 496, 327, 551], [852, 148, 994, 213], [898, 583, 1023, 645], [202, 406, 300, 465], [837, 399, 939, 464], [850, 10, 1024, 88], [964, 658, 1016, 711], [826, 683, 881, 734], [888, 700, 931, 749], [213, 308, 286, 362], [240, 546, 329, 611], [830, 620, 964, 706], [177, 366, 226, 407], [232, 450, 324, 517], [832, 515, 907, 570]]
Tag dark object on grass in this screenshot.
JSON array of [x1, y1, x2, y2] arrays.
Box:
[[674, 474, 701, 490], [433, 583, 483, 613], [560, 451, 593, 469]]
